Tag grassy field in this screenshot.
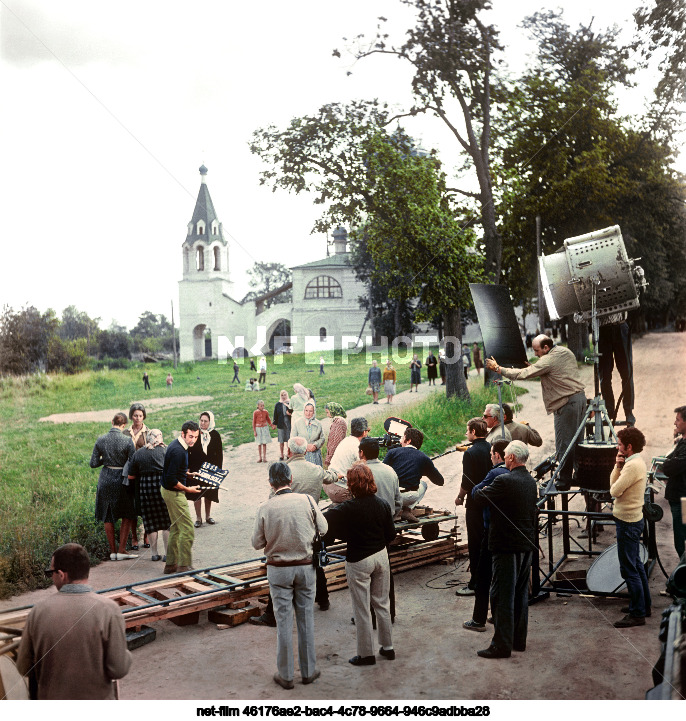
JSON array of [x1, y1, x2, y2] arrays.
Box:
[[0, 347, 514, 598]]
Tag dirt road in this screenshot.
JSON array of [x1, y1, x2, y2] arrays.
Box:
[[6, 332, 686, 702]]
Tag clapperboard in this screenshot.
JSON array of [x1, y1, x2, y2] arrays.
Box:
[[197, 462, 230, 491]]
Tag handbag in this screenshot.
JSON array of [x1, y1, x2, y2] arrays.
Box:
[[365, 385, 374, 396], [306, 496, 329, 568]]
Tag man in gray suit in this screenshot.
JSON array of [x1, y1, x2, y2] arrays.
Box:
[[252, 462, 327, 689]]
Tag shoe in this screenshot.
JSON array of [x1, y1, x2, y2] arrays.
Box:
[[273, 673, 294, 690], [373, 401, 379, 404], [116, 553, 138, 560], [206, 517, 216, 525], [621, 606, 651, 617], [109, 553, 117, 561], [513, 644, 526, 652], [162, 555, 166, 562], [151, 554, 162, 562], [143, 543, 151, 548], [318, 601, 330, 611], [194, 520, 202, 528], [400, 508, 419, 523], [349, 655, 376, 666], [163, 564, 178, 574], [613, 614, 646, 628], [555, 481, 571, 492], [176, 565, 194, 573], [487, 616, 494, 624], [249, 613, 277, 628], [463, 619, 487, 632], [302, 669, 321, 685], [477, 646, 511, 659], [130, 545, 139, 551], [455, 586, 475, 596], [379, 647, 395, 660]]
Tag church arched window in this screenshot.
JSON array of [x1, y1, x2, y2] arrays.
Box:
[[304, 276, 342, 299], [213, 246, 221, 270], [196, 246, 205, 271], [319, 327, 327, 341], [197, 221, 205, 235]]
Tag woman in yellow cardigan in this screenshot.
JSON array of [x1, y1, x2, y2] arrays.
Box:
[[610, 426, 651, 628]]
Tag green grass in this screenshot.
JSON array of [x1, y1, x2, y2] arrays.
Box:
[[0, 348, 519, 598]]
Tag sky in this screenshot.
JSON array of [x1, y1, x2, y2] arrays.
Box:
[[0, 0, 675, 331]]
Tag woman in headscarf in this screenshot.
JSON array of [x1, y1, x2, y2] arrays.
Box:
[[383, 361, 397, 404], [188, 410, 224, 526], [123, 402, 149, 550], [127, 429, 171, 562], [273, 390, 292, 461], [289, 383, 310, 422], [292, 401, 325, 466], [324, 402, 348, 468]]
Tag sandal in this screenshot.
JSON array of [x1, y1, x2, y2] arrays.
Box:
[[194, 520, 202, 528], [206, 517, 216, 525]]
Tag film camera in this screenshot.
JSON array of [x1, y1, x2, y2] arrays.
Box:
[[368, 416, 413, 452]]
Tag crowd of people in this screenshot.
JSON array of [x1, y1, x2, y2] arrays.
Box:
[[14, 340, 686, 699]]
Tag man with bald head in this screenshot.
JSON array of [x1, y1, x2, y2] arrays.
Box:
[[486, 334, 585, 491]]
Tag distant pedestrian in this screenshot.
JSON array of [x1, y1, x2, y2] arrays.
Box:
[[383, 361, 396, 403], [259, 355, 267, 385], [473, 343, 483, 375], [410, 354, 421, 392], [426, 351, 438, 385], [320, 356, 325, 375], [231, 360, 240, 384], [16, 543, 132, 699], [166, 372, 173, 391], [143, 371, 150, 390], [368, 359, 382, 404]]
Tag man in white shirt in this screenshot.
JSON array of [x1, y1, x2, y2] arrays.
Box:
[[329, 417, 370, 476]]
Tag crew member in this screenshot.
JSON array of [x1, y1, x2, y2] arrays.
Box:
[[663, 405, 686, 558], [502, 403, 543, 446], [161, 421, 201, 574], [454, 418, 492, 596], [610, 427, 651, 627], [473, 441, 538, 658], [486, 334, 586, 491], [598, 312, 635, 425], [252, 462, 326, 689], [482, 404, 512, 444], [383, 427, 444, 522], [16, 543, 132, 699], [329, 417, 370, 476]]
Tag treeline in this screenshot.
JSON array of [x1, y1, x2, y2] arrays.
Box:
[[0, 305, 178, 376]]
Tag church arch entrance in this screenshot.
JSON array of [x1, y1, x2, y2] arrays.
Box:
[[193, 324, 207, 360], [267, 319, 291, 353]]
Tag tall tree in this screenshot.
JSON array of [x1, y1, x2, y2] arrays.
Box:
[[252, 105, 483, 398], [241, 262, 293, 307], [346, 0, 504, 279], [58, 305, 100, 356], [0, 305, 59, 375]]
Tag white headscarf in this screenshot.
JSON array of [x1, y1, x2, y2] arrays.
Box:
[[200, 410, 215, 453], [293, 383, 309, 402]]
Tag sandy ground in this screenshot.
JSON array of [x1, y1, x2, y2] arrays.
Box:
[[6, 332, 686, 703]]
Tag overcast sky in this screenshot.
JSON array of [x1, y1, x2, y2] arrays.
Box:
[[0, 0, 671, 330]]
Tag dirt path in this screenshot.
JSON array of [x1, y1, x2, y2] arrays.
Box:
[[6, 332, 686, 703]]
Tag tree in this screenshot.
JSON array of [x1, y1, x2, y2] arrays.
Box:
[[130, 311, 178, 354], [252, 104, 483, 398], [346, 0, 505, 279], [241, 263, 293, 307], [495, 11, 686, 336], [58, 305, 100, 356], [0, 305, 59, 375]]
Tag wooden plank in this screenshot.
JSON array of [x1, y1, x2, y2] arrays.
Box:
[[208, 604, 260, 626]]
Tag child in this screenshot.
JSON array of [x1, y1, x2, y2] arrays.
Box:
[[253, 399, 275, 463]]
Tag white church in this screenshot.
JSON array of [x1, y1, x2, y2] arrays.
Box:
[[178, 165, 369, 361]]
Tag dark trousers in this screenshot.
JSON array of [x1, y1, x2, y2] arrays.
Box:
[[598, 322, 634, 422], [669, 500, 686, 558], [472, 534, 492, 625], [615, 517, 651, 617], [143, 378, 150, 390], [259, 371, 266, 384], [490, 550, 532, 653], [265, 566, 328, 616], [465, 502, 484, 589], [231, 370, 240, 384]]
